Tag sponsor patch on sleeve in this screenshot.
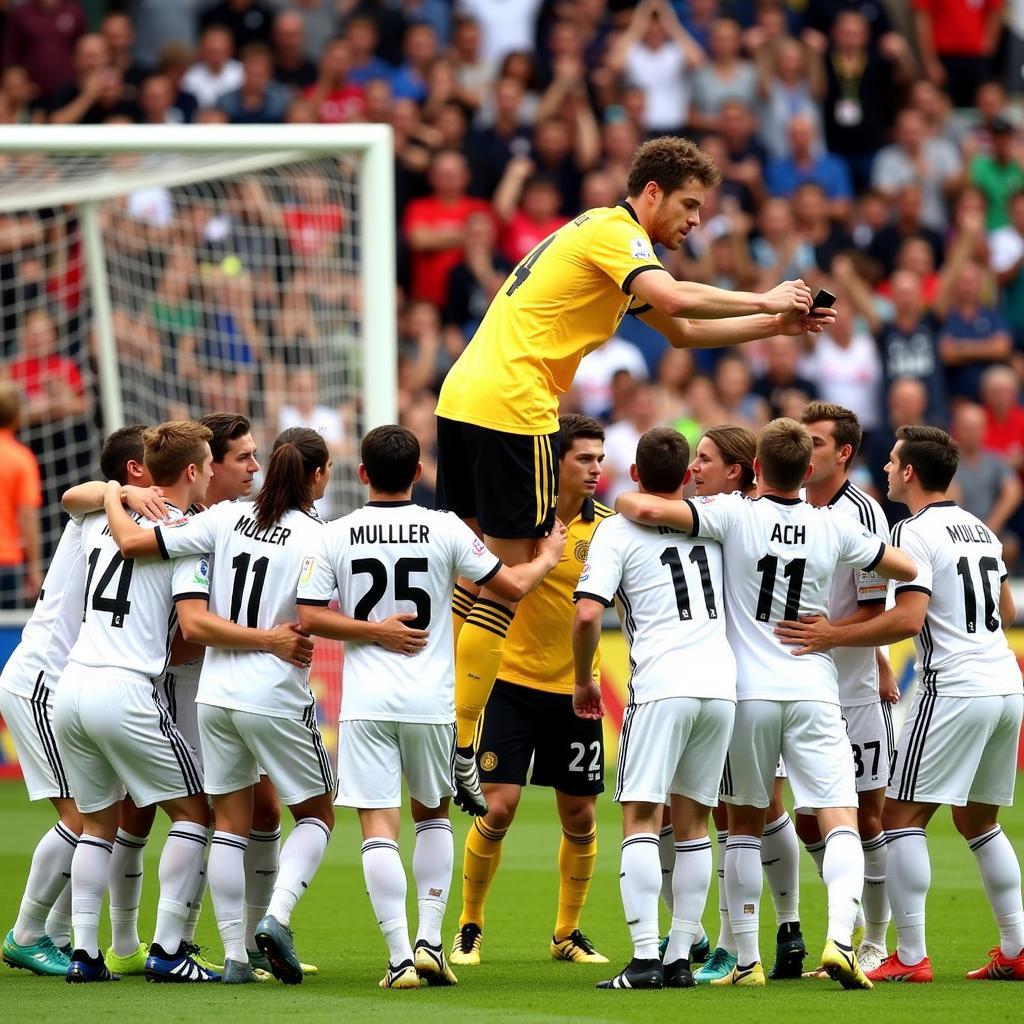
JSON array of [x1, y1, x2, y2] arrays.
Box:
[[300, 557, 315, 585], [193, 557, 210, 586], [472, 538, 486, 556], [165, 516, 189, 528], [630, 236, 654, 260]]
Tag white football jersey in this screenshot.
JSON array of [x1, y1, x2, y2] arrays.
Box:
[[688, 492, 887, 703], [827, 480, 891, 707], [66, 505, 210, 678], [0, 515, 86, 695], [155, 501, 324, 720], [891, 501, 1022, 697], [574, 515, 735, 705], [297, 500, 501, 724]]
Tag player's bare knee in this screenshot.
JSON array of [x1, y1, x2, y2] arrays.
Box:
[[52, 797, 83, 836], [251, 786, 281, 832], [857, 805, 883, 840], [410, 796, 450, 822], [119, 795, 157, 838], [951, 803, 999, 841], [163, 793, 210, 827], [728, 803, 767, 838], [557, 796, 596, 836]]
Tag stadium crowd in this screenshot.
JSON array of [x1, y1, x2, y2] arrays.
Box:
[[7, 0, 1024, 603]]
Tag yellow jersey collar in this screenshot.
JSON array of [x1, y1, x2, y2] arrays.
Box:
[[617, 200, 641, 224]]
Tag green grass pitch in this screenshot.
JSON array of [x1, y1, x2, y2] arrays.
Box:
[[1, 778, 1022, 1022]]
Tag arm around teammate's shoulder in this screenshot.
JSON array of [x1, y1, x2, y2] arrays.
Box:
[[104, 479, 162, 558], [874, 543, 918, 583], [614, 491, 695, 533]]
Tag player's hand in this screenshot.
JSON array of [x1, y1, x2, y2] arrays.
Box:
[[573, 680, 605, 720], [763, 279, 812, 316], [878, 656, 900, 704], [123, 485, 169, 522], [374, 613, 430, 655], [774, 614, 836, 655], [266, 622, 315, 667], [538, 519, 568, 566], [777, 306, 836, 336]]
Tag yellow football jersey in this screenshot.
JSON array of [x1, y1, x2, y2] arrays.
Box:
[[499, 497, 614, 696], [435, 203, 662, 435]]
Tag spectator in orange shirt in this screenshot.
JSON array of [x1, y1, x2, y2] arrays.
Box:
[[403, 149, 495, 307], [0, 382, 43, 609]]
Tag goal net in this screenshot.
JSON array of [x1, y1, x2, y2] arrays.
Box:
[[0, 125, 396, 764]]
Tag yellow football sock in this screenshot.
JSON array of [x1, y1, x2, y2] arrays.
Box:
[[554, 828, 597, 940], [454, 598, 513, 749], [459, 818, 508, 929], [452, 584, 476, 650]]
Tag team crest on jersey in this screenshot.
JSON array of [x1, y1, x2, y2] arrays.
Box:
[[300, 557, 315, 585], [697, 495, 716, 504], [630, 236, 654, 260], [479, 751, 498, 772], [194, 557, 210, 585], [574, 539, 589, 563]]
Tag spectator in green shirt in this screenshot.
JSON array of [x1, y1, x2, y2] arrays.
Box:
[[970, 116, 1024, 229]]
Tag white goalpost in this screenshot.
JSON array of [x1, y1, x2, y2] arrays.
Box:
[[0, 124, 396, 628]]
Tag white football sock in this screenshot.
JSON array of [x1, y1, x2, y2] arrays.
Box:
[[664, 837, 712, 965], [725, 834, 762, 966], [13, 821, 77, 945], [713, 828, 735, 954], [208, 831, 248, 964], [761, 813, 800, 926], [969, 826, 1024, 957], [108, 829, 148, 956], [822, 826, 863, 945], [620, 833, 661, 960], [266, 817, 330, 927], [45, 881, 73, 949], [861, 832, 889, 949], [181, 827, 212, 944], [362, 837, 413, 966], [243, 827, 280, 952], [153, 821, 207, 954], [886, 827, 929, 964], [71, 835, 114, 958], [658, 823, 675, 914], [413, 818, 453, 947], [805, 838, 826, 879]]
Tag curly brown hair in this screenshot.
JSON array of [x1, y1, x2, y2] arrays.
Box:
[[627, 136, 721, 199]]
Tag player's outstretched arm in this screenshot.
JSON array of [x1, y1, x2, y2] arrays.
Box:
[[103, 479, 163, 558], [177, 598, 314, 666], [64, 479, 169, 521], [631, 269, 812, 320], [614, 492, 694, 533], [775, 590, 929, 655], [296, 606, 429, 655], [486, 520, 568, 602], [572, 598, 605, 720]]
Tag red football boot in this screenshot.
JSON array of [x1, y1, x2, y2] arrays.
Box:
[[866, 952, 933, 983], [966, 948, 1024, 981]]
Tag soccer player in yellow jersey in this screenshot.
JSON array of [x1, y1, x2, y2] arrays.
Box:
[[436, 136, 835, 815], [450, 415, 612, 967]]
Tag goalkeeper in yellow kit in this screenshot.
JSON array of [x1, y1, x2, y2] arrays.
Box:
[[436, 135, 833, 815]]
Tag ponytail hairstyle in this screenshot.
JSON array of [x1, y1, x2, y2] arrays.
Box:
[[254, 427, 329, 531]]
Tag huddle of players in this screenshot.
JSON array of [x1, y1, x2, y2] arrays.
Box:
[[0, 411, 570, 989], [570, 405, 1024, 991]]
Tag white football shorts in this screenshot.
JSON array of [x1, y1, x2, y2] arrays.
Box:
[[721, 699, 857, 811], [53, 666, 203, 814], [336, 719, 457, 810], [0, 672, 72, 801], [887, 691, 1022, 807], [198, 701, 334, 805], [614, 697, 735, 807], [843, 700, 894, 793]]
